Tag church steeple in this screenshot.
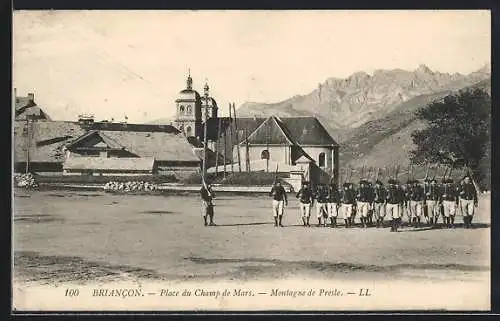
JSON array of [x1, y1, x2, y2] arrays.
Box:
[[204, 79, 209, 97], [186, 68, 193, 90]]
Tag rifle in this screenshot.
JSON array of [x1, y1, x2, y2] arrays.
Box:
[[432, 164, 439, 181], [395, 165, 400, 182], [375, 167, 380, 182]]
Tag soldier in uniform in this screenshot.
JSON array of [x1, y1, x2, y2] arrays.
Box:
[[403, 180, 413, 225], [296, 181, 313, 227], [441, 178, 459, 228], [408, 180, 425, 228], [269, 180, 288, 227], [200, 183, 216, 226], [341, 182, 356, 228], [425, 179, 441, 227], [458, 175, 478, 228], [356, 179, 373, 228], [327, 181, 341, 228], [422, 178, 431, 225], [386, 179, 403, 232], [314, 183, 329, 227], [373, 180, 387, 228]]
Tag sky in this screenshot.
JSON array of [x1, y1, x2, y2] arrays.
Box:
[[13, 10, 491, 123]]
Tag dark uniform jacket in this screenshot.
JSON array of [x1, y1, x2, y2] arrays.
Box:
[[341, 188, 356, 204], [270, 185, 287, 202], [441, 184, 459, 203], [386, 186, 404, 204], [458, 183, 478, 203], [314, 186, 329, 203], [373, 186, 387, 203], [200, 186, 214, 204], [425, 185, 441, 202], [327, 185, 341, 203], [357, 186, 374, 203], [296, 186, 313, 204], [409, 185, 425, 202]]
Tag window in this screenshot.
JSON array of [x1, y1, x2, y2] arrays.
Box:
[[261, 149, 270, 160], [179, 105, 185, 114], [186, 126, 192, 137], [186, 106, 192, 115], [318, 152, 326, 167]]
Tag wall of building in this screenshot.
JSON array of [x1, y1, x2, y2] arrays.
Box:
[[234, 145, 291, 167], [301, 146, 335, 171]]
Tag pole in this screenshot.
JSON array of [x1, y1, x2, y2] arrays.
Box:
[[228, 104, 234, 174], [215, 117, 221, 176], [25, 116, 30, 174], [245, 127, 250, 172], [223, 119, 227, 179], [202, 91, 209, 187], [232, 103, 242, 173]]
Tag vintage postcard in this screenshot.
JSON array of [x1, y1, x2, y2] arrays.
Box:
[[12, 10, 491, 312]]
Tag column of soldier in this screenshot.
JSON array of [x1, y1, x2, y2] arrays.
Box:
[[295, 164, 479, 232]]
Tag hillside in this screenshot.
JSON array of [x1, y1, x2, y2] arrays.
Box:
[[237, 64, 490, 142], [340, 76, 491, 173]]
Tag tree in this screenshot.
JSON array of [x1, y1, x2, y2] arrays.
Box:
[[410, 88, 491, 185]]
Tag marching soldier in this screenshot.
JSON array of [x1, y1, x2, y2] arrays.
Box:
[[296, 181, 313, 227], [341, 182, 356, 228], [327, 181, 341, 228], [373, 179, 387, 228], [403, 180, 413, 224], [386, 179, 404, 232], [458, 175, 478, 228], [200, 182, 216, 226], [269, 180, 288, 227], [315, 183, 329, 227], [425, 179, 441, 227], [356, 179, 373, 228], [422, 178, 431, 224], [366, 181, 375, 226], [408, 180, 425, 228], [441, 178, 459, 228]]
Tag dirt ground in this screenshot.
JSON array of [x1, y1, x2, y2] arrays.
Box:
[[13, 190, 490, 286]]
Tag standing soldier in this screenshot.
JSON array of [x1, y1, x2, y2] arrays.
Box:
[[422, 178, 431, 225], [403, 180, 413, 225], [200, 182, 216, 226], [458, 175, 478, 228], [356, 179, 372, 228], [269, 180, 288, 227], [373, 179, 387, 228], [314, 183, 329, 227], [441, 178, 459, 228], [341, 182, 356, 228], [327, 181, 341, 228], [296, 181, 313, 227], [386, 179, 403, 232], [409, 180, 425, 228], [425, 179, 441, 227]]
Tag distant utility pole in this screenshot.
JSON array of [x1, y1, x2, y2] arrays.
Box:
[[228, 103, 234, 174], [202, 82, 209, 184], [232, 103, 242, 173]]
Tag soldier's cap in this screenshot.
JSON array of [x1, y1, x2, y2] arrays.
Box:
[[343, 182, 350, 188], [388, 179, 397, 185], [430, 179, 437, 183], [444, 178, 454, 184], [375, 179, 383, 185], [463, 175, 471, 180]]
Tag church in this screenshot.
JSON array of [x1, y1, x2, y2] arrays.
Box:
[[172, 73, 340, 186]]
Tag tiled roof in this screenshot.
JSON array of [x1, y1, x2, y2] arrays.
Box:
[[278, 117, 338, 146], [13, 120, 200, 164], [245, 116, 295, 145], [63, 157, 154, 171], [13, 121, 86, 163], [14, 97, 51, 120]]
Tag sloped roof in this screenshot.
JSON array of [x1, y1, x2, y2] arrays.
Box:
[[63, 157, 154, 171], [13, 121, 86, 163], [68, 130, 200, 163], [278, 117, 338, 146], [245, 116, 295, 145], [15, 97, 51, 120]]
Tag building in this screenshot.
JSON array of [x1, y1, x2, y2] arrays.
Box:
[[174, 72, 218, 139], [208, 115, 340, 185], [14, 89, 51, 121], [13, 116, 204, 177]]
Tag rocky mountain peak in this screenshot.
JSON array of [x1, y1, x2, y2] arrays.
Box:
[[415, 64, 434, 74]]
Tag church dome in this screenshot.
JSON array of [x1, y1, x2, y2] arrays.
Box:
[[200, 96, 217, 108], [176, 89, 201, 102]]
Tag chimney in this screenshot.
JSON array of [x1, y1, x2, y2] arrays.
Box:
[[27, 93, 34, 103]]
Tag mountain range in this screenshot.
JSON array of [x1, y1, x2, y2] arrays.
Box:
[[236, 64, 491, 169]]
